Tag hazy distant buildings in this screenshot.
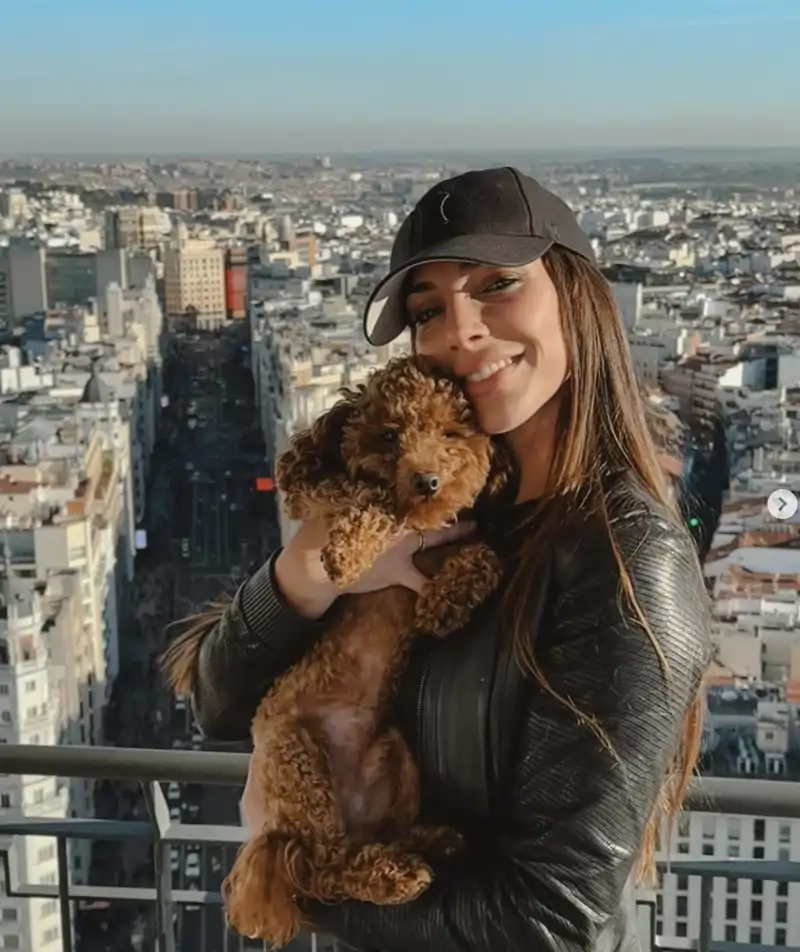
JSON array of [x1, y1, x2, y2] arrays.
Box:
[[104, 206, 163, 252], [45, 247, 127, 310], [0, 243, 48, 324], [0, 187, 28, 220]]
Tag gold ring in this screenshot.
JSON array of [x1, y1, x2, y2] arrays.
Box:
[[416, 531, 426, 553]]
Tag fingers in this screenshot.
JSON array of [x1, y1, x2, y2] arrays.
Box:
[[420, 519, 477, 550]]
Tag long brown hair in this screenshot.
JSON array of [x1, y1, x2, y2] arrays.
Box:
[[505, 246, 704, 884]]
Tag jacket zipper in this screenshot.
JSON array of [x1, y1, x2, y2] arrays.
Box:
[[415, 657, 430, 763]]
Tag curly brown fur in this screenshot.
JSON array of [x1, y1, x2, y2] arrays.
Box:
[[217, 356, 506, 945], [276, 356, 507, 587]]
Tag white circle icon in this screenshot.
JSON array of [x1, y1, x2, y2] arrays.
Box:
[[767, 489, 799, 520]]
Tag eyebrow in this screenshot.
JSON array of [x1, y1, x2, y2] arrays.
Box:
[[405, 262, 478, 297]]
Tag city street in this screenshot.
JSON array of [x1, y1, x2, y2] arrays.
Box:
[[76, 324, 290, 952], [163, 325, 276, 952]]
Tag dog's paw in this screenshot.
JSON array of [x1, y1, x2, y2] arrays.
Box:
[[375, 862, 433, 905], [414, 585, 469, 636], [342, 843, 433, 905], [400, 824, 465, 858], [422, 826, 465, 858], [415, 543, 501, 636], [320, 542, 362, 587], [321, 507, 398, 587]]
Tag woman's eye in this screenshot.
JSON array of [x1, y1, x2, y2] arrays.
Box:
[[410, 307, 439, 326], [443, 430, 461, 438], [484, 276, 520, 293]]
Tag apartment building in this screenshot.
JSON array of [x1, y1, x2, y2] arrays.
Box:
[[0, 419, 126, 696], [0, 188, 28, 221], [0, 403, 139, 951], [655, 810, 797, 948], [163, 220, 226, 323], [104, 206, 164, 253], [0, 243, 48, 322], [0, 262, 165, 952], [0, 572, 70, 952]]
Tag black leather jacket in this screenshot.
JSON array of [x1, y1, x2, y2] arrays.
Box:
[[190, 476, 711, 952]]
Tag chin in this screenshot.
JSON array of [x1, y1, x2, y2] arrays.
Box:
[[474, 405, 531, 436]]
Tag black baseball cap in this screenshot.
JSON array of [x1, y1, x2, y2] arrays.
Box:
[[364, 166, 597, 346]]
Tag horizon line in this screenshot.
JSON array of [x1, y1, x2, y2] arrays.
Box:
[[3, 145, 800, 160]]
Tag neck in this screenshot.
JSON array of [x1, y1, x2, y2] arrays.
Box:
[[505, 394, 561, 504]]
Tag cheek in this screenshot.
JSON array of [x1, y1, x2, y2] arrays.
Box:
[[512, 298, 566, 363], [412, 326, 442, 357]]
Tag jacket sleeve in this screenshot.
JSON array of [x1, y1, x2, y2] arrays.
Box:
[[191, 551, 325, 741], [310, 509, 712, 952]]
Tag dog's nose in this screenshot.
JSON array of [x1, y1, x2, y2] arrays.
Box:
[[411, 472, 440, 496]]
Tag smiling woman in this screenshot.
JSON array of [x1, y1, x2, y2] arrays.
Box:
[[405, 258, 569, 450], [172, 167, 712, 952]]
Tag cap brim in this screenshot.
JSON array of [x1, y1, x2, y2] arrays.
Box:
[[363, 234, 553, 346]]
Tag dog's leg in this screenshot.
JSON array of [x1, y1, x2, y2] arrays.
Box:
[[322, 505, 397, 586], [224, 718, 345, 944], [361, 726, 421, 831], [414, 542, 503, 636], [393, 824, 465, 859], [362, 728, 465, 863], [326, 728, 448, 906]]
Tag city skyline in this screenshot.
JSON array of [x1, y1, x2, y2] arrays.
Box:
[[0, 150, 799, 952], [2, 0, 799, 153]]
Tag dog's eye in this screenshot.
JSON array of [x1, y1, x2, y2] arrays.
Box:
[[382, 429, 398, 442], [443, 430, 461, 438]]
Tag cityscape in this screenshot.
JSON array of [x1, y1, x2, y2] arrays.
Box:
[[0, 148, 799, 951]]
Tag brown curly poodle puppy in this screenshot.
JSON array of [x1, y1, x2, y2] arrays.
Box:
[[162, 356, 507, 947]]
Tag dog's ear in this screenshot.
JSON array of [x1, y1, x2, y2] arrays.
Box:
[[275, 390, 359, 498]]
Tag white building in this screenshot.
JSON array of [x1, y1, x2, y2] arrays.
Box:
[[0, 572, 70, 952], [248, 286, 409, 544], [654, 809, 797, 948]]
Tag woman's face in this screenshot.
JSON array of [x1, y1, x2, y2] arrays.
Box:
[[407, 258, 568, 436]]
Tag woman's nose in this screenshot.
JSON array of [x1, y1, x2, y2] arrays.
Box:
[[444, 297, 488, 350]]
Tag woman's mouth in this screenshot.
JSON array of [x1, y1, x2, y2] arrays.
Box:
[[464, 355, 523, 392]]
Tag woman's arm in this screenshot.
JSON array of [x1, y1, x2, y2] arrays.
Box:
[[310, 508, 712, 952], [189, 551, 326, 740], [186, 520, 476, 742]]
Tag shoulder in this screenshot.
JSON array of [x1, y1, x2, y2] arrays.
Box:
[[555, 475, 698, 586], [550, 476, 712, 673]]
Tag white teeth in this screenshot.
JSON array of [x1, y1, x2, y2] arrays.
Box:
[[466, 358, 515, 382]]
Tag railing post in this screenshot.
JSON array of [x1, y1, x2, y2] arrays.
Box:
[[56, 838, 74, 952], [697, 875, 712, 952], [143, 781, 176, 952], [155, 838, 177, 952]]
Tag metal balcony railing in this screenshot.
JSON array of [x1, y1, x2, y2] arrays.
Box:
[[0, 744, 798, 952]]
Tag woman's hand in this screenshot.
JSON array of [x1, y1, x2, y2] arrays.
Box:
[[274, 519, 477, 620]]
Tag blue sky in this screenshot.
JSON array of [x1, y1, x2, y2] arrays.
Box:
[[1, 0, 798, 154]]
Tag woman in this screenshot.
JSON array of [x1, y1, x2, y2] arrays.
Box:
[[180, 167, 711, 952]]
